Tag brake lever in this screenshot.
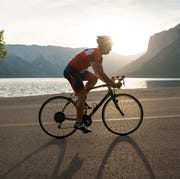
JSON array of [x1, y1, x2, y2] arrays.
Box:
[[119, 76, 125, 87], [122, 79, 125, 86]]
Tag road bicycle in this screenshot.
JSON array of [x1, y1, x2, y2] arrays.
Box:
[[38, 76, 144, 138]]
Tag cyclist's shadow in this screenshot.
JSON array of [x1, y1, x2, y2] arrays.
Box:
[[1, 138, 82, 178], [96, 136, 155, 179]]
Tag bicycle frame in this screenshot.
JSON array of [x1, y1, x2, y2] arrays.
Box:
[[80, 84, 124, 117], [67, 76, 125, 121], [65, 84, 115, 121], [88, 84, 113, 116]]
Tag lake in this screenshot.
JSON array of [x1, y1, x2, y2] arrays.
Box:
[[0, 78, 180, 97]]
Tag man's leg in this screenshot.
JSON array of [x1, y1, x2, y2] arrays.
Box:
[[75, 91, 92, 133], [76, 91, 87, 123], [64, 67, 91, 132], [84, 72, 98, 93]]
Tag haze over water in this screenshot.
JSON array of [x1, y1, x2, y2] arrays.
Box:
[[0, 78, 180, 97]]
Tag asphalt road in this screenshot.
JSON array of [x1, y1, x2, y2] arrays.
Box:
[[0, 93, 180, 178]]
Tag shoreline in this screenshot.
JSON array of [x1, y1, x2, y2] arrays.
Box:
[[0, 87, 180, 106], [1, 77, 180, 98]]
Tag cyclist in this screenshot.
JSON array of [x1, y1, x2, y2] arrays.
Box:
[[64, 36, 119, 133]]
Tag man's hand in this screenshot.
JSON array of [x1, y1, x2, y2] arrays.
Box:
[[111, 75, 123, 88], [115, 81, 122, 88], [111, 80, 122, 88]]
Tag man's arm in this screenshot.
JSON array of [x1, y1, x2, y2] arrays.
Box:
[[92, 64, 115, 87]]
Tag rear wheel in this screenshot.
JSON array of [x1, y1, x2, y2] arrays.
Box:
[[39, 96, 76, 138], [102, 93, 143, 135]]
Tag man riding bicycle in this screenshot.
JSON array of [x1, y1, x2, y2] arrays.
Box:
[[64, 36, 120, 133]]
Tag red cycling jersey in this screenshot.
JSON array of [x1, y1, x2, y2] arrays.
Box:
[[68, 48, 103, 72]]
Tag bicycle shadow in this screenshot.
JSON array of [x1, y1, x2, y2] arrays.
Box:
[[96, 136, 155, 179], [1, 137, 84, 178], [58, 153, 83, 178]]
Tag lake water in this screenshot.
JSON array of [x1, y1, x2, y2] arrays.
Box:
[[0, 78, 180, 97]]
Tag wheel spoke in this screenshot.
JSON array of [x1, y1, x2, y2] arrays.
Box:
[[102, 94, 143, 135], [39, 96, 76, 138]]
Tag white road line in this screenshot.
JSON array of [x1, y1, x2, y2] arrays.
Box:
[[0, 114, 180, 127], [140, 96, 180, 101], [0, 123, 39, 127], [143, 114, 180, 119]]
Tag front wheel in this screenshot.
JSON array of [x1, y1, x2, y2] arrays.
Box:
[[39, 96, 77, 138], [102, 93, 143, 135]]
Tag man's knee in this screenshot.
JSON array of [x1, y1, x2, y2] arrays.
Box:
[[88, 73, 98, 84]]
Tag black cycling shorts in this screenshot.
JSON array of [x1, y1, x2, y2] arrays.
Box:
[[64, 64, 89, 93]]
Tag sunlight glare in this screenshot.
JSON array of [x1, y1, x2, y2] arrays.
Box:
[[96, 17, 150, 55], [112, 31, 149, 55]]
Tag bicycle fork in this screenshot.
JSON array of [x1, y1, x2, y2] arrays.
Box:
[[112, 96, 124, 116]]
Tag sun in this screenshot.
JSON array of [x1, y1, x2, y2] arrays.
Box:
[[112, 32, 149, 55], [95, 17, 150, 55]]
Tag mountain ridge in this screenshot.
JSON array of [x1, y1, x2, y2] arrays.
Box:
[[0, 45, 138, 77], [120, 23, 180, 77]]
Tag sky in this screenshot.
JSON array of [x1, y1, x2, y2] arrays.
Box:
[[0, 0, 180, 55]]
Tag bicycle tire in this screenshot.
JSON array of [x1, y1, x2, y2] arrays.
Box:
[[102, 93, 143, 135], [39, 96, 76, 138]]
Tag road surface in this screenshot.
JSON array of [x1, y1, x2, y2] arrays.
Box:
[[0, 88, 180, 178]]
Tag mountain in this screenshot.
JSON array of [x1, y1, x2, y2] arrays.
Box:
[[120, 23, 180, 77], [147, 23, 180, 57], [0, 45, 138, 78], [127, 38, 180, 77], [0, 45, 85, 77], [0, 54, 32, 77]]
